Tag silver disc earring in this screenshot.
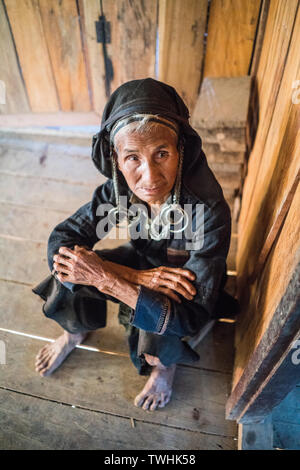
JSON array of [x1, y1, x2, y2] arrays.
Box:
[[108, 145, 143, 228], [159, 140, 190, 234]]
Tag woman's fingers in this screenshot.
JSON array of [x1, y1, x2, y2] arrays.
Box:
[[157, 287, 182, 304], [162, 279, 194, 300], [58, 246, 77, 259], [138, 268, 197, 300], [53, 254, 73, 269], [53, 262, 70, 274], [162, 266, 196, 281], [161, 271, 197, 296]]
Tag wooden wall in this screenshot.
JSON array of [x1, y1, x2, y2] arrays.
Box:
[[227, 0, 300, 419], [0, 0, 261, 116]]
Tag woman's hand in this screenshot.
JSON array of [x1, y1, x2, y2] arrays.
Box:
[[136, 266, 197, 304], [52, 245, 111, 290], [103, 261, 197, 304], [53, 246, 197, 304]]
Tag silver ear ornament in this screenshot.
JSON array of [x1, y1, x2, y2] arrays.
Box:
[[108, 137, 190, 240], [108, 144, 143, 228]]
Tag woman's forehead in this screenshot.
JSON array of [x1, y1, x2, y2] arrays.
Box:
[[114, 124, 178, 150]]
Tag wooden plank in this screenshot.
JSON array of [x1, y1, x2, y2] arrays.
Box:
[[235, 183, 300, 384], [273, 423, 300, 450], [240, 415, 273, 450], [203, 0, 261, 78], [226, 185, 300, 419], [229, 332, 300, 423], [4, 0, 59, 112], [0, 111, 99, 127], [0, 279, 129, 356], [0, 204, 67, 243], [272, 385, 300, 448], [0, 142, 103, 186], [193, 321, 235, 374], [192, 76, 252, 130], [272, 386, 300, 427], [238, 0, 299, 235], [227, 1, 300, 416], [0, 388, 236, 450], [0, 0, 30, 114], [249, 165, 300, 283], [223, 385, 300, 449], [249, 0, 270, 77], [203, 143, 245, 165], [0, 331, 237, 438], [0, 236, 127, 284], [236, 6, 300, 293], [0, 173, 93, 212], [103, 0, 157, 95], [38, 0, 91, 112], [77, 0, 107, 115], [0, 279, 235, 372], [0, 237, 48, 284], [158, 0, 208, 113]]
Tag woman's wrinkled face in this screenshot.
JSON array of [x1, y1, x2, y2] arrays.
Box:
[[114, 124, 179, 206]]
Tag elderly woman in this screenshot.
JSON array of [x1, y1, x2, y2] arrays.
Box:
[[33, 78, 237, 411]]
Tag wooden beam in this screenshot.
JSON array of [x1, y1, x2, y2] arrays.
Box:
[[77, 0, 107, 115], [238, 0, 299, 236], [249, 0, 270, 77], [4, 0, 59, 112], [103, 0, 157, 95], [226, 230, 300, 421], [38, 0, 91, 112], [0, 0, 30, 114], [158, 0, 208, 113], [238, 345, 300, 423], [0, 331, 237, 438], [0, 388, 236, 450], [236, 5, 300, 294], [203, 0, 261, 78]]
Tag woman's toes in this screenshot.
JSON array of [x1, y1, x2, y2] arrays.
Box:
[[35, 350, 52, 367], [158, 393, 171, 408], [39, 367, 49, 377], [37, 345, 49, 357], [134, 392, 146, 407], [150, 398, 159, 411], [35, 351, 50, 365], [142, 395, 153, 410]]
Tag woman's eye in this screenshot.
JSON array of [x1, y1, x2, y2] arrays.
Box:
[[126, 155, 138, 161], [158, 151, 168, 158]]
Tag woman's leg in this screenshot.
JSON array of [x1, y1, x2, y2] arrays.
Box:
[[130, 330, 200, 410], [34, 242, 141, 376], [35, 330, 87, 376], [134, 353, 177, 411]]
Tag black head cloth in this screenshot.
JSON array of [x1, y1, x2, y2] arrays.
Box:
[[91, 77, 224, 203]]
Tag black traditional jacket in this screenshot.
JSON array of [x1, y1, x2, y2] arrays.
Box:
[[41, 78, 236, 338]]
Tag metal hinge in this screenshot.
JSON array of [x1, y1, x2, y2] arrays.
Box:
[[95, 15, 111, 43]]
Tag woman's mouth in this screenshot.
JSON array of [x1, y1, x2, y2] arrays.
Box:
[[141, 186, 162, 194]]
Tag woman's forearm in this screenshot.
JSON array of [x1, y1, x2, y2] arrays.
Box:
[[102, 260, 137, 284], [102, 260, 197, 304], [96, 267, 140, 310]]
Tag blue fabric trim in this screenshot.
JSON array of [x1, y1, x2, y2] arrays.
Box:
[[130, 285, 166, 334]]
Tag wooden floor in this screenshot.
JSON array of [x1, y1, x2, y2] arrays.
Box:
[[241, 384, 300, 450], [0, 133, 238, 450]]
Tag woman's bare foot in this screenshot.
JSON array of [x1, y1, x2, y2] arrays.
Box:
[[134, 354, 176, 411], [35, 331, 87, 377]]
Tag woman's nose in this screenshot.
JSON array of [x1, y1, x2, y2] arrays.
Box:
[[142, 162, 161, 185]]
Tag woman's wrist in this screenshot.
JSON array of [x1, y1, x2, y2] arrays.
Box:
[[95, 267, 140, 310], [92, 260, 115, 291], [100, 260, 139, 285]]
